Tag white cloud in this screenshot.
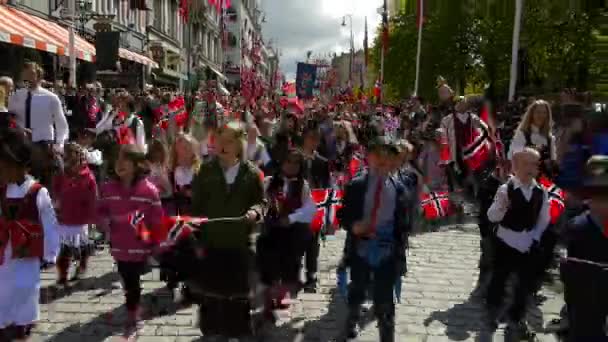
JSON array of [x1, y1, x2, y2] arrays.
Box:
[[261, 0, 382, 81]]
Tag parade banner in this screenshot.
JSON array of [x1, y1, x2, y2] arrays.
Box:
[[296, 62, 317, 100]]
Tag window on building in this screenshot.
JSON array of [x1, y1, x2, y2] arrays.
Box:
[[169, 0, 177, 39], [153, 0, 163, 30]]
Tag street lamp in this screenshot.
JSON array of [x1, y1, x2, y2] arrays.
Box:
[[341, 14, 354, 86]]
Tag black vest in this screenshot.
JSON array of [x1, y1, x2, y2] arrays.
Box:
[[500, 181, 544, 232]]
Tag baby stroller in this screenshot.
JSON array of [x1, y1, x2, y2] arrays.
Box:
[[153, 216, 266, 340]]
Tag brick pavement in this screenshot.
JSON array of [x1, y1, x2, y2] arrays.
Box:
[[31, 225, 565, 342]]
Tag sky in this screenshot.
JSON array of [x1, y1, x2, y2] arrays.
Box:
[[261, 0, 383, 81]]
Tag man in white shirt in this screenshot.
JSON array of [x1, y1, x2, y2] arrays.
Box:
[[485, 148, 550, 339], [8, 62, 69, 186]]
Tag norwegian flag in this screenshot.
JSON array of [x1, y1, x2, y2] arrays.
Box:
[[420, 192, 453, 220], [311, 188, 343, 234], [144, 216, 207, 253], [461, 120, 493, 172], [129, 211, 151, 243], [538, 177, 566, 224]]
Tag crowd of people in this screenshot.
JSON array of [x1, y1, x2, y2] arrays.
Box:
[[0, 61, 606, 342]]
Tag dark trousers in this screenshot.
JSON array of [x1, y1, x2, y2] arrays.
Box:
[[347, 254, 397, 342], [486, 237, 536, 322], [257, 223, 310, 286], [305, 231, 321, 280], [116, 261, 147, 311], [56, 244, 90, 281], [561, 260, 608, 341], [532, 228, 558, 291]]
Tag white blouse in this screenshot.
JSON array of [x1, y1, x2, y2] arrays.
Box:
[[174, 166, 195, 187], [508, 125, 557, 160]]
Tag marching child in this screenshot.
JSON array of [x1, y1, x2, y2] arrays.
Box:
[[52, 143, 98, 285], [147, 139, 173, 211], [339, 137, 410, 342], [486, 148, 550, 339], [97, 144, 163, 332], [0, 130, 60, 341], [300, 124, 331, 292], [171, 133, 201, 216], [257, 148, 316, 322]]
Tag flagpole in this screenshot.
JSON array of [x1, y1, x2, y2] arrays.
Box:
[[414, 0, 424, 96], [508, 0, 523, 102]]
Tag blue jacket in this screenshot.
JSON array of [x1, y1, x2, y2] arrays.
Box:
[[338, 173, 410, 261]]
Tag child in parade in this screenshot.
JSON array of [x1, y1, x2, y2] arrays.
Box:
[[486, 148, 550, 339], [245, 123, 272, 169], [190, 121, 266, 339], [147, 139, 173, 212], [171, 133, 200, 216], [257, 148, 316, 322], [97, 144, 163, 332], [339, 137, 410, 342], [200, 121, 218, 162], [0, 129, 60, 341], [75, 129, 103, 181], [334, 120, 358, 174], [52, 143, 98, 285], [300, 124, 331, 292]]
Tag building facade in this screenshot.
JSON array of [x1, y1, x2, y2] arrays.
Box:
[[223, 0, 266, 89]]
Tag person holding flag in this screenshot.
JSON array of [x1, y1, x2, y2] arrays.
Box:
[[96, 144, 163, 335], [190, 121, 266, 339], [257, 148, 316, 323]]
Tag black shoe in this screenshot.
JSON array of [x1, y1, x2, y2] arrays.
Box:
[[303, 277, 317, 293], [505, 321, 535, 342]]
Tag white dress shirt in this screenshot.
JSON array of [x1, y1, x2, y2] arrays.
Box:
[[8, 87, 69, 146], [263, 177, 317, 224], [174, 165, 195, 187], [223, 162, 241, 185], [508, 125, 557, 160], [487, 176, 551, 253]]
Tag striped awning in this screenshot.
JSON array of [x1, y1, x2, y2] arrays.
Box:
[[0, 5, 68, 58], [0, 5, 158, 68], [119, 48, 159, 69]]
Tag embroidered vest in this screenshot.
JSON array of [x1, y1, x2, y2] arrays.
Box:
[[0, 183, 44, 264]]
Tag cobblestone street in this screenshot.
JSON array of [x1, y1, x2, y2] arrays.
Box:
[[32, 225, 565, 342]]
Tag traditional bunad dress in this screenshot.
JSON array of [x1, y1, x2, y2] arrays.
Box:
[[0, 176, 60, 335]]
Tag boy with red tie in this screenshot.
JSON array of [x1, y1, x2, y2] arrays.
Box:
[[338, 137, 409, 342]]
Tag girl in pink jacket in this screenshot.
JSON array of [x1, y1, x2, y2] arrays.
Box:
[[97, 144, 163, 331]]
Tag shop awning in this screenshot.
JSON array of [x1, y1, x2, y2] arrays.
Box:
[[0, 5, 158, 68], [119, 48, 158, 68], [0, 5, 95, 61]]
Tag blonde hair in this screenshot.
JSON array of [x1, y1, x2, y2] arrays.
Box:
[[171, 133, 201, 172], [335, 120, 358, 145], [517, 99, 553, 136], [218, 121, 247, 161]]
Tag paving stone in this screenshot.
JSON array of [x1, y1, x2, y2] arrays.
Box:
[[31, 225, 565, 341]]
